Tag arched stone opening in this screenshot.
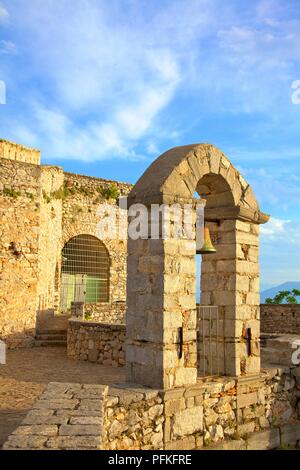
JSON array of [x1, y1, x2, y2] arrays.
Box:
[[59, 234, 110, 312], [126, 144, 269, 389]]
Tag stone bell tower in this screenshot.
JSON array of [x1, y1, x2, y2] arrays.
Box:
[[125, 144, 269, 389]]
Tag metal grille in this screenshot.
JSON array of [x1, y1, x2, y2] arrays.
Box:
[[60, 235, 109, 310], [197, 305, 224, 376]]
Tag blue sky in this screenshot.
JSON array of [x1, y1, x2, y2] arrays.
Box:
[[1, 0, 300, 290]]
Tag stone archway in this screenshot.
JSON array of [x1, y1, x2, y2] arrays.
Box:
[[126, 144, 269, 389]]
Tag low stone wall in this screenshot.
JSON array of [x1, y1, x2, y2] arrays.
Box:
[[102, 386, 164, 450], [261, 304, 300, 334], [103, 366, 300, 450], [84, 301, 126, 324], [67, 320, 126, 367], [4, 366, 300, 450]]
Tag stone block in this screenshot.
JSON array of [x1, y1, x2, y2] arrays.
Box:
[[33, 399, 79, 410], [59, 424, 101, 436], [246, 429, 280, 450], [3, 435, 48, 449], [164, 435, 196, 450], [69, 416, 102, 425], [164, 398, 186, 416], [12, 425, 58, 437], [211, 439, 246, 450], [45, 436, 100, 449], [172, 406, 203, 437], [238, 421, 255, 436], [237, 391, 258, 409], [174, 368, 197, 387], [280, 422, 300, 446]]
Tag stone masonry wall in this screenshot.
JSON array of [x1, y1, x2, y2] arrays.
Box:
[[4, 366, 300, 450], [102, 366, 300, 450], [0, 139, 40, 165], [60, 172, 132, 312], [102, 386, 164, 450], [67, 320, 126, 367], [0, 158, 41, 347], [0, 140, 133, 347], [84, 301, 126, 324], [37, 166, 64, 312], [201, 219, 260, 377], [261, 304, 300, 334]]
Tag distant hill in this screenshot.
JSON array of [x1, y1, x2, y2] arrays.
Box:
[[261, 282, 300, 303]]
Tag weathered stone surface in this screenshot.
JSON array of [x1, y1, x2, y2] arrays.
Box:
[[246, 429, 280, 450], [33, 399, 79, 410], [165, 436, 196, 450], [261, 304, 300, 335], [211, 439, 246, 450], [69, 417, 102, 425], [0, 142, 131, 348], [173, 407, 203, 437], [3, 435, 48, 449], [237, 392, 257, 409], [59, 424, 100, 436], [12, 425, 58, 436], [280, 422, 300, 445], [164, 398, 185, 416], [45, 436, 100, 449]]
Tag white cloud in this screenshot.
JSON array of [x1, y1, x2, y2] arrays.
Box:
[[0, 4, 8, 23], [233, 159, 300, 211], [0, 40, 16, 54], [1, 0, 199, 160], [261, 217, 291, 238], [2, 0, 300, 161]]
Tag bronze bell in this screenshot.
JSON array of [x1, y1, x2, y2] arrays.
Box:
[[196, 226, 216, 255]]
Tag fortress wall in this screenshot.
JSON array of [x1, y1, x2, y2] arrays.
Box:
[[0, 158, 41, 347], [0, 139, 40, 165]]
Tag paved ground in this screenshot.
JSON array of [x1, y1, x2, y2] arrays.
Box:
[[0, 346, 125, 447]]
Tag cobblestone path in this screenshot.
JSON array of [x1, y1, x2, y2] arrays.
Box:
[[0, 347, 124, 447]]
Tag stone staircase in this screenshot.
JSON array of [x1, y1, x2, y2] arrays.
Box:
[[34, 329, 67, 347]]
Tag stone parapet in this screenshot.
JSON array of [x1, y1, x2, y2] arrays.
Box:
[[261, 304, 300, 335], [67, 320, 126, 367], [0, 139, 40, 165]]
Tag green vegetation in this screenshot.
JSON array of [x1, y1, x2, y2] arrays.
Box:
[[97, 183, 120, 200], [26, 192, 34, 200], [42, 190, 51, 203], [42, 181, 120, 203], [3, 187, 21, 198], [265, 289, 300, 304], [73, 204, 83, 215]]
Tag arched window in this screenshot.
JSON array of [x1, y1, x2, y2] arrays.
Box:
[[60, 235, 109, 310]]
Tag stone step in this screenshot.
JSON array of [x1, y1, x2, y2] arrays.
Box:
[[34, 340, 67, 347], [35, 334, 67, 341], [36, 329, 67, 336]]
